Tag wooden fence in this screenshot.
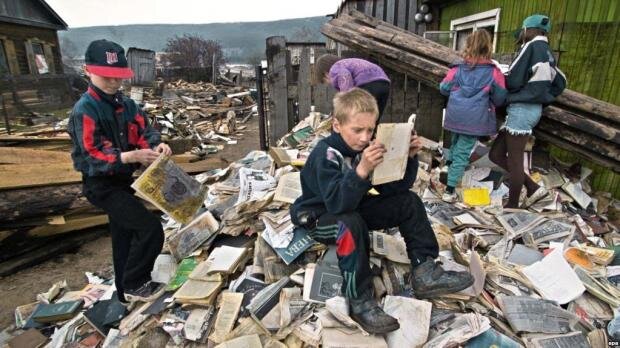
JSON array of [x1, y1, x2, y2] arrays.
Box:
[[262, 35, 445, 145]]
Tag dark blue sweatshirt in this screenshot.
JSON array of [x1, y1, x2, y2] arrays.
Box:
[[290, 132, 419, 224]]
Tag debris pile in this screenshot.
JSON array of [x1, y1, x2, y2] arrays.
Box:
[[0, 80, 256, 276], [3, 110, 620, 348]]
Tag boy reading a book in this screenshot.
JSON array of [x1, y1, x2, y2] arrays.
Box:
[[290, 88, 473, 334], [68, 40, 171, 303]]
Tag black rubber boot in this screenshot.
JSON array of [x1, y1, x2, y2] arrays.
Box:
[[412, 257, 474, 298], [349, 291, 400, 334]]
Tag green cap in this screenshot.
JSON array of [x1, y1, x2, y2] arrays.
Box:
[[522, 14, 551, 32]]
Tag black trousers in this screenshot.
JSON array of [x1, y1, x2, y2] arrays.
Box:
[[358, 80, 390, 124], [83, 175, 164, 301], [310, 191, 438, 299]]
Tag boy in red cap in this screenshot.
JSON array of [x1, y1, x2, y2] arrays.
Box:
[[68, 39, 171, 303]]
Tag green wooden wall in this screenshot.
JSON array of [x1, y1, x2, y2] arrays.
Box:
[[439, 0, 620, 106], [439, 0, 620, 199]]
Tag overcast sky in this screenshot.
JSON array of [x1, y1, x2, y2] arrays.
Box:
[[46, 0, 343, 28]]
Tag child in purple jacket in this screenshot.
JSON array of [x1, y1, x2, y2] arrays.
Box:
[[439, 30, 507, 202], [314, 55, 390, 123]]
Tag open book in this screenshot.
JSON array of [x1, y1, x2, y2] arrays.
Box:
[[371, 122, 413, 185]]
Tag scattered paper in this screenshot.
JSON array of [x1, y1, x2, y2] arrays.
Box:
[[521, 248, 585, 304]]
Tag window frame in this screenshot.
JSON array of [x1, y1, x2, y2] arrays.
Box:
[[0, 39, 9, 76], [450, 8, 501, 53]]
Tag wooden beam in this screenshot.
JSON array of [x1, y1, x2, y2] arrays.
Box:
[[178, 156, 228, 174], [545, 106, 620, 144], [266, 36, 291, 145], [0, 147, 71, 164], [0, 162, 81, 190], [323, 10, 620, 168], [0, 183, 88, 222], [535, 130, 620, 172], [537, 120, 620, 162], [26, 214, 108, 238], [396, 0, 407, 29], [556, 89, 620, 125], [322, 22, 445, 85], [386, 0, 396, 24], [335, 10, 620, 126], [298, 47, 312, 119]]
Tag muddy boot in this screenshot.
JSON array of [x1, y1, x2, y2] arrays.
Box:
[[349, 291, 400, 334], [412, 257, 474, 298]]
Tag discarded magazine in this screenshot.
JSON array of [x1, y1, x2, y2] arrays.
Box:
[[132, 155, 207, 224]]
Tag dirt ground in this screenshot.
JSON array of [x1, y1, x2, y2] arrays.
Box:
[[0, 115, 261, 330]]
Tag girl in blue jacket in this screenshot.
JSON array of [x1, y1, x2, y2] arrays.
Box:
[[488, 14, 566, 208], [439, 30, 507, 202]]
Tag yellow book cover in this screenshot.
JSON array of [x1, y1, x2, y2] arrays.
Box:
[[132, 155, 207, 224], [463, 187, 491, 206]]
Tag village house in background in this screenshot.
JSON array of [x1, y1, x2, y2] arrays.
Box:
[[0, 0, 74, 114], [126, 47, 156, 87]]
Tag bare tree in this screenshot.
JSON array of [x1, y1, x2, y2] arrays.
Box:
[[164, 34, 226, 69], [59, 37, 79, 58]]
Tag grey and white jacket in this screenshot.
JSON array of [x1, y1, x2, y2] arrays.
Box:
[[506, 36, 567, 105]]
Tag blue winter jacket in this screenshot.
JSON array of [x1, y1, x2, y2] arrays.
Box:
[[440, 60, 507, 136]]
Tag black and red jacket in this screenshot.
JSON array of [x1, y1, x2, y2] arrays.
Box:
[[68, 84, 160, 177]]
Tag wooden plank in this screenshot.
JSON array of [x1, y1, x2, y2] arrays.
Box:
[[356, 0, 366, 13], [267, 37, 290, 145], [0, 135, 71, 143], [3, 39, 21, 75], [537, 120, 619, 162], [364, 0, 374, 17], [313, 84, 329, 114], [43, 44, 55, 74], [375, 0, 385, 21], [416, 85, 443, 141], [390, 72, 406, 123], [382, 72, 393, 122], [407, 0, 418, 33], [326, 86, 336, 115], [0, 147, 71, 164], [321, 22, 445, 86], [170, 153, 200, 163], [403, 74, 419, 124], [178, 157, 228, 174], [545, 106, 620, 144], [24, 39, 35, 75], [386, 0, 396, 25], [298, 47, 312, 119], [397, 0, 408, 29], [0, 183, 89, 222], [27, 214, 109, 238], [0, 162, 81, 190], [285, 50, 295, 128], [536, 130, 620, 172]]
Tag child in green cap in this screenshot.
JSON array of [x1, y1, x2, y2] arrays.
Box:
[[489, 14, 566, 208]]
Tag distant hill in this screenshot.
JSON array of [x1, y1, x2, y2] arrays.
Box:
[[58, 16, 327, 63]]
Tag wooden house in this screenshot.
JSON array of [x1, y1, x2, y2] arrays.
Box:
[[0, 0, 75, 115], [127, 47, 156, 86]]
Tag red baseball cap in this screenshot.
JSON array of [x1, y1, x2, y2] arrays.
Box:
[[85, 39, 134, 79]]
